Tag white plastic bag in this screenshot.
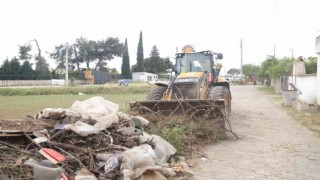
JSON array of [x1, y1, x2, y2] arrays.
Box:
[[139, 133, 176, 163], [70, 121, 101, 136], [75, 168, 97, 180], [70, 97, 119, 129], [121, 144, 157, 179], [96, 153, 122, 174]]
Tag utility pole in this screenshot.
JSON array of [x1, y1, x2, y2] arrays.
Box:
[[274, 45, 276, 57], [65, 43, 69, 86], [290, 49, 294, 60], [240, 38, 243, 73]]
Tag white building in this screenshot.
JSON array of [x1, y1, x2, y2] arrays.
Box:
[[132, 72, 158, 82]]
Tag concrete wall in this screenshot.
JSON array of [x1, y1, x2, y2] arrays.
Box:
[[0, 79, 86, 87], [292, 60, 306, 76], [271, 75, 318, 104], [294, 75, 317, 104]]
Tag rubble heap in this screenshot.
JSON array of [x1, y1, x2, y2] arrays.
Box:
[[0, 97, 192, 180]]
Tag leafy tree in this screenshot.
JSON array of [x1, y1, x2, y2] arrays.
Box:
[[20, 61, 34, 79], [50, 44, 74, 71], [121, 38, 131, 79], [136, 31, 144, 72], [79, 39, 96, 70], [10, 57, 21, 79], [35, 56, 52, 80], [131, 64, 138, 72], [144, 45, 173, 74], [266, 57, 292, 78], [242, 64, 260, 76], [18, 44, 32, 61], [93, 38, 124, 70], [0, 59, 11, 80], [305, 57, 317, 74], [227, 68, 241, 75], [163, 58, 173, 71], [51, 70, 63, 79], [258, 55, 279, 80], [51, 37, 123, 71], [0, 57, 21, 80], [145, 45, 160, 73], [71, 42, 85, 71]]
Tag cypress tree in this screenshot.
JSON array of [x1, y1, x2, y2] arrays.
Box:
[[136, 31, 144, 72], [121, 38, 131, 78]]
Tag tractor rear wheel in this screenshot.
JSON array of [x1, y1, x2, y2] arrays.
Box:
[[208, 86, 231, 116], [146, 86, 167, 100]]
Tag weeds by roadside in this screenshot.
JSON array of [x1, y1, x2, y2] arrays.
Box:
[[141, 114, 228, 155]]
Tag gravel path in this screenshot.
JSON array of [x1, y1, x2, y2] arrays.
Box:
[[190, 85, 320, 180]]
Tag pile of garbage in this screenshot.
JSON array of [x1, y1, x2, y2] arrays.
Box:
[[0, 97, 193, 180]]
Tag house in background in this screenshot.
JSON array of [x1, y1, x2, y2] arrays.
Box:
[[132, 72, 158, 83]]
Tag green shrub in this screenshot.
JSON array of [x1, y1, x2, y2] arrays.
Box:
[[145, 115, 227, 155]]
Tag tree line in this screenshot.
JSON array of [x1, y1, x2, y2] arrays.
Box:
[[227, 56, 317, 84], [0, 31, 173, 80], [0, 41, 51, 80]]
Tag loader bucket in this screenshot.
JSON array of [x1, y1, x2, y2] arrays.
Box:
[[130, 99, 226, 119]]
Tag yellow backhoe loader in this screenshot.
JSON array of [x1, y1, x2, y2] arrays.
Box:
[[130, 45, 231, 126]]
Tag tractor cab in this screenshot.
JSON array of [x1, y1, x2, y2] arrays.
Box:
[[174, 50, 223, 84]]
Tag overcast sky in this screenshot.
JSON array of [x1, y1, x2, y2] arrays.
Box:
[[0, 0, 319, 74]]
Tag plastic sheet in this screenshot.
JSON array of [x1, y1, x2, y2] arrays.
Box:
[[139, 133, 177, 163], [25, 159, 62, 180]]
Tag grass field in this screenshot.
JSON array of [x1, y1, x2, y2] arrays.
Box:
[[0, 83, 150, 120], [0, 83, 150, 96]]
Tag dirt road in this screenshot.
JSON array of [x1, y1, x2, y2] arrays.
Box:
[[190, 85, 320, 179]]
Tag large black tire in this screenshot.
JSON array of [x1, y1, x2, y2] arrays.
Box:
[[208, 86, 231, 115], [146, 86, 167, 100]]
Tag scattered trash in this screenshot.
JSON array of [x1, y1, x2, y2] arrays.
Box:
[[170, 156, 194, 177], [201, 157, 208, 162], [0, 96, 189, 179], [133, 116, 150, 126], [75, 168, 97, 180], [70, 121, 101, 136], [305, 113, 311, 116], [25, 159, 63, 180], [33, 137, 49, 144], [139, 132, 177, 164]]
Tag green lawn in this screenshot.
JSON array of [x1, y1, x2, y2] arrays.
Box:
[[0, 94, 147, 120]]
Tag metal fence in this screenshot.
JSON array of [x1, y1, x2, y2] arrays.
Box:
[[0, 79, 86, 87]]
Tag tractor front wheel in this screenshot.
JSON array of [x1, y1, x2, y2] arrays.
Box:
[[146, 86, 167, 100], [208, 86, 231, 116]]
